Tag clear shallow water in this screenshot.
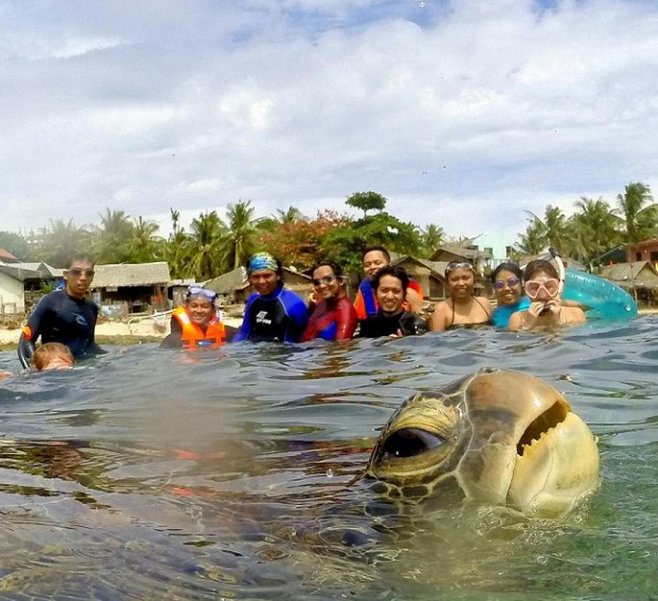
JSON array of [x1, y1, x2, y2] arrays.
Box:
[[0, 317, 656, 600]]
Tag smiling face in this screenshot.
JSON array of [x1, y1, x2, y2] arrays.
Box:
[[249, 269, 280, 296], [186, 297, 215, 327], [363, 250, 389, 281], [494, 269, 522, 307], [375, 274, 405, 315], [311, 265, 342, 301], [63, 258, 95, 299], [447, 267, 475, 300]]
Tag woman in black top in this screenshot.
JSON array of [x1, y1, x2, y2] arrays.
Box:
[[359, 266, 427, 338]]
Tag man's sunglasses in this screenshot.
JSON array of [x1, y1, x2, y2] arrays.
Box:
[[524, 278, 559, 298], [67, 268, 95, 278], [493, 277, 520, 290], [312, 275, 337, 287]]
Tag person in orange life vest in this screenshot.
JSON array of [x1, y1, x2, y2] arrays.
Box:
[[301, 260, 358, 342], [161, 286, 231, 349], [353, 246, 424, 320]]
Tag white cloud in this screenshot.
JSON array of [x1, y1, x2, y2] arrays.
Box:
[[1, 0, 657, 258]]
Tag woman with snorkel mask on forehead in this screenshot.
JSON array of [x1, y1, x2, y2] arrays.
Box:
[[428, 260, 492, 331], [508, 259, 586, 331], [161, 285, 229, 349]]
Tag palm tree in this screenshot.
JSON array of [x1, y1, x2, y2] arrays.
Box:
[[515, 216, 546, 256], [164, 209, 192, 279], [219, 200, 260, 270], [570, 197, 621, 267], [93, 208, 135, 263], [615, 182, 656, 261], [34, 219, 92, 267], [419, 223, 445, 258], [187, 210, 227, 280], [126, 217, 164, 263]]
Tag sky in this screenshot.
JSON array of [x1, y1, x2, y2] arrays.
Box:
[[1, 0, 657, 258]]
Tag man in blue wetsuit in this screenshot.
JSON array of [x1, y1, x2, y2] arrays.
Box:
[[17, 253, 105, 368], [232, 252, 308, 343]]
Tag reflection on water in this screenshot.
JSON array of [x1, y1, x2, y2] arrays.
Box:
[[0, 317, 657, 600]]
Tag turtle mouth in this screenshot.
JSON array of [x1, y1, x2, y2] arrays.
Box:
[[380, 428, 445, 461], [516, 399, 570, 456]]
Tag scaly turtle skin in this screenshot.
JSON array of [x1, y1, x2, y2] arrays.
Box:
[[365, 367, 600, 518]]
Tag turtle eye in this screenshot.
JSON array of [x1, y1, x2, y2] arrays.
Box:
[[381, 428, 444, 460]]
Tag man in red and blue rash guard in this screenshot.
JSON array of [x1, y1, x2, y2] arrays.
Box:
[[353, 246, 424, 319], [232, 253, 308, 343]]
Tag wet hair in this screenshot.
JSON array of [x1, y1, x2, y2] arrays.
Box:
[[33, 342, 74, 371], [311, 260, 344, 278], [66, 253, 95, 269], [523, 259, 559, 281], [491, 262, 523, 283], [372, 265, 409, 294], [362, 246, 391, 263]]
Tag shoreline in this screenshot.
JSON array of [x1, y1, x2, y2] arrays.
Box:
[[0, 315, 244, 350]]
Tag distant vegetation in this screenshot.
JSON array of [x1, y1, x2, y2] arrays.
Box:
[[0, 183, 654, 279]]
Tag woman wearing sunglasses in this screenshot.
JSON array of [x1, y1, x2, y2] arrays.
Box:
[[17, 253, 105, 368], [508, 260, 586, 331], [161, 285, 229, 349], [490, 262, 530, 328], [301, 261, 357, 342], [429, 261, 492, 331]]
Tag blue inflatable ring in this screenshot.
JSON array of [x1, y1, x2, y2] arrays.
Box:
[[562, 269, 638, 321]]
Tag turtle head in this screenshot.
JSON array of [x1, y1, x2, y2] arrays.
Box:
[[366, 368, 600, 517]]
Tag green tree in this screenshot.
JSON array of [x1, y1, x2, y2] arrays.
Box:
[[615, 182, 656, 261], [0, 231, 32, 261], [93, 208, 135, 263], [323, 212, 421, 274], [345, 191, 387, 219], [34, 219, 92, 267], [219, 200, 260, 270], [418, 223, 445, 258], [515, 215, 546, 256], [126, 217, 165, 263], [570, 197, 620, 267], [187, 210, 227, 280], [164, 209, 192, 279]]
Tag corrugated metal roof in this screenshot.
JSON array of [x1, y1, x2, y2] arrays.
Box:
[[92, 262, 171, 288]]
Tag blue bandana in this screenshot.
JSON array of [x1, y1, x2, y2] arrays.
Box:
[[247, 252, 278, 274]]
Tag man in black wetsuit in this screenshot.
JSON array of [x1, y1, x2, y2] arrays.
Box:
[[358, 266, 428, 339], [17, 253, 104, 368]]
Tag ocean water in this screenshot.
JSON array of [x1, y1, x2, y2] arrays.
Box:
[[0, 317, 656, 600]]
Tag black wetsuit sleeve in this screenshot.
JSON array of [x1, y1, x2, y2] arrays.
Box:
[[17, 294, 53, 367]]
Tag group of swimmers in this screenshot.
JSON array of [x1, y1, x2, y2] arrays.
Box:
[[3, 247, 587, 372], [161, 246, 587, 349]]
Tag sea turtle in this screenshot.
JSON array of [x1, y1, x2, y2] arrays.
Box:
[[365, 367, 600, 518]]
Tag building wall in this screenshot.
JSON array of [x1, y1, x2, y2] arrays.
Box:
[[630, 240, 658, 270], [0, 272, 25, 313]]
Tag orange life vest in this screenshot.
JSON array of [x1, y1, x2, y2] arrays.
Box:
[[172, 306, 226, 349]]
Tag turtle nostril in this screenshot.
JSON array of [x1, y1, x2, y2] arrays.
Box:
[[381, 428, 444, 460]]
